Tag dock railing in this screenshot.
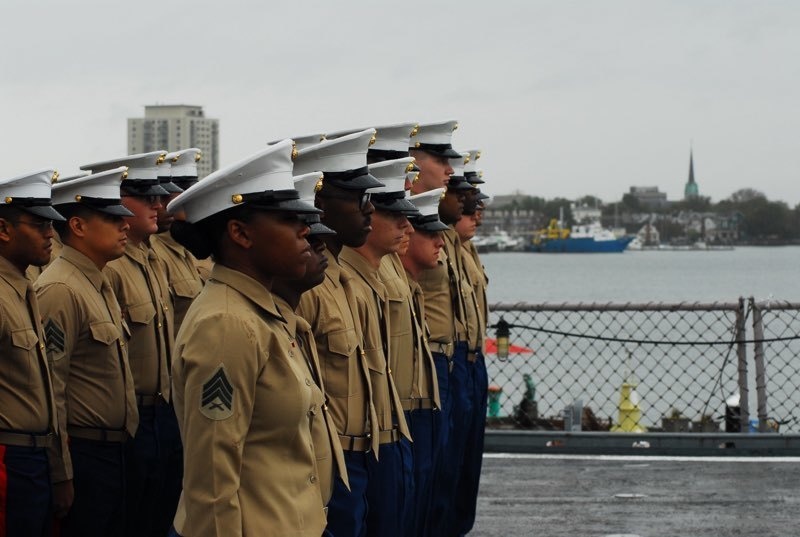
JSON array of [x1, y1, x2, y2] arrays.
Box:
[[486, 298, 800, 435]]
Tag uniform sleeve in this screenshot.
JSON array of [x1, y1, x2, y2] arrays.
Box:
[[35, 282, 78, 483], [176, 312, 263, 537]]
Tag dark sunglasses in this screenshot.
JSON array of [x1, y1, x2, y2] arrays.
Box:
[[122, 194, 160, 205]]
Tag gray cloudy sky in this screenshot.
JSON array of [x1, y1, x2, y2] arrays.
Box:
[[2, 1, 799, 204]]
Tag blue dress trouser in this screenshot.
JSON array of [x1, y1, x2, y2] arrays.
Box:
[[403, 406, 441, 537], [429, 341, 470, 535], [0, 445, 51, 537], [62, 437, 127, 537], [125, 403, 182, 537], [455, 350, 488, 536], [365, 440, 410, 537], [326, 450, 369, 537]]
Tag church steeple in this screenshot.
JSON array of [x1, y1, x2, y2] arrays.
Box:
[[684, 146, 699, 199]]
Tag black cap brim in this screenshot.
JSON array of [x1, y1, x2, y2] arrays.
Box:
[[327, 170, 384, 191], [253, 198, 322, 214], [309, 221, 336, 236], [447, 177, 474, 191], [372, 196, 421, 215], [23, 205, 66, 221], [123, 184, 170, 197], [159, 181, 184, 194], [413, 144, 462, 159], [411, 219, 449, 232], [96, 204, 135, 217]]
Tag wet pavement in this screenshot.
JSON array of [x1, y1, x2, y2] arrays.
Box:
[[471, 454, 800, 537]]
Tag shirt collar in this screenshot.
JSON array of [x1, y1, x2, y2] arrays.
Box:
[[209, 264, 283, 321], [60, 245, 105, 292], [0, 254, 29, 298]]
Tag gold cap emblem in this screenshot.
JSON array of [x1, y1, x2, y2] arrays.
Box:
[[291, 144, 299, 160], [75, 195, 82, 202], [231, 194, 243, 204], [171, 155, 180, 163], [369, 134, 377, 146], [121, 170, 128, 180], [415, 142, 421, 148], [439, 190, 447, 201], [405, 163, 415, 173], [453, 122, 459, 131], [463, 155, 470, 165], [156, 153, 167, 165], [195, 152, 202, 162], [314, 175, 324, 193], [410, 124, 419, 137], [51, 171, 59, 184], [412, 172, 420, 185], [4, 197, 12, 204], [479, 170, 484, 178], [476, 151, 482, 160]]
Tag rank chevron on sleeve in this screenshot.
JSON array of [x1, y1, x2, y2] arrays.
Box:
[[200, 366, 235, 420], [44, 318, 65, 355]]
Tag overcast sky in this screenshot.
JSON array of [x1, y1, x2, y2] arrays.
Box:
[[2, 1, 799, 204]]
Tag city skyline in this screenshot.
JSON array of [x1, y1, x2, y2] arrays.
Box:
[[2, 1, 800, 204]]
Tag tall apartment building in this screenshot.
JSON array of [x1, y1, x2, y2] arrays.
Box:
[[128, 105, 219, 178]]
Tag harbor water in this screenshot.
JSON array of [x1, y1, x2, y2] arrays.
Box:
[[482, 246, 800, 305], [480, 246, 800, 428]]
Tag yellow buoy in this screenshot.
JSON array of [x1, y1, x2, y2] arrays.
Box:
[[610, 378, 647, 433]]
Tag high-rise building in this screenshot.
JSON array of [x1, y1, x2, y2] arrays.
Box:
[[128, 105, 219, 178]]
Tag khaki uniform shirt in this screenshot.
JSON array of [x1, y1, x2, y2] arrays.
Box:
[[457, 237, 483, 352], [0, 255, 70, 482], [35, 246, 139, 470], [172, 265, 329, 537], [297, 248, 379, 454], [418, 227, 468, 348], [339, 248, 410, 443], [151, 232, 204, 334], [463, 240, 489, 346], [379, 254, 440, 410], [274, 295, 349, 504], [104, 241, 174, 401]]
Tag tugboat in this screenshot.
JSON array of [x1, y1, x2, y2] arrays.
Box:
[[528, 218, 633, 253]]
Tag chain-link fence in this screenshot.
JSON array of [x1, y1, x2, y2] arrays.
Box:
[[485, 299, 800, 434]]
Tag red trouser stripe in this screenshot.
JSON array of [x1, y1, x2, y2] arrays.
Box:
[[0, 444, 7, 537]]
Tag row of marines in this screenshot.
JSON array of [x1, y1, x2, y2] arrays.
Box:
[[0, 119, 490, 537]]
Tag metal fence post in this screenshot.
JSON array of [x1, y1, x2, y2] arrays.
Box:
[[750, 298, 769, 432], [736, 297, 750, 431]]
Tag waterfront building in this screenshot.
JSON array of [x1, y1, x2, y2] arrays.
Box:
[[127, 105, 219, 178], [628, 186, 669, 210]]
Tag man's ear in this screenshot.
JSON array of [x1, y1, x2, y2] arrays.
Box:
[[0, 218, 13, 243], [69, 216, 88, 239], [227, 218, 253, 249]]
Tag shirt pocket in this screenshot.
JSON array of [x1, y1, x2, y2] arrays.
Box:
[[172, 278, 201, 300], [125, 301, 156, 327], [323, 328, 357, 398], [9, 328, 38, 387], [89, 321, 122, 379]]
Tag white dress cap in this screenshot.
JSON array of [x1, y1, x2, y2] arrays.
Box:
[[167, 139, 319, 223], [294, 129, 384, 191], [328, 122, 419, 158], [54, 171, 90, 183], [268, 133, 326, 151], [410, 120, 461, 158], [170, 148, 202, 179], [293, 172, 335, 236], [407, 188, 448, 231], [52, 166, 134, 217], [157, 152, 183, 194], [447, 152, 474, 191], [463, 149, 484, 184], [81, 151, 169, 196], [0, 168, 64, 221], [367, 157, 420, 214]]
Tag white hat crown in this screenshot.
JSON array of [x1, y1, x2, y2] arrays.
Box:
[[367, 157, 415, 194], [52, 166, 127, 205], [408, 187, 445, 218], [81, 150, 167, 181]]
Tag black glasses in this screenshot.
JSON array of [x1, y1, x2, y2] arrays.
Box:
[[318, 191, 372, 211], [15, 219, 54, 232]]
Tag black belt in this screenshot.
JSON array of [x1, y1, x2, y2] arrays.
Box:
[[401, 398, 435, 411], [0, 431, 53, 448], [136, 393, 167, 407], [68, 426, 128, 443], [338, 434, 372, 452]]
